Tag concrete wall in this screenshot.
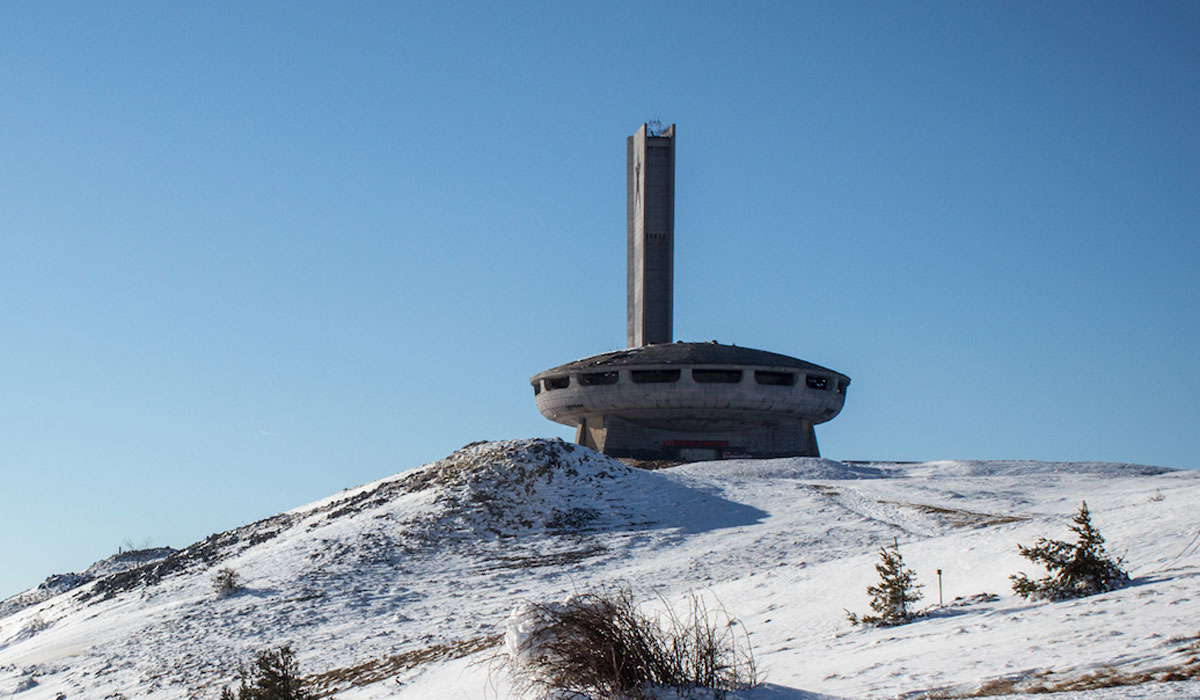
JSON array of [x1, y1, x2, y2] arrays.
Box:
[[580, 414, 820, 460]]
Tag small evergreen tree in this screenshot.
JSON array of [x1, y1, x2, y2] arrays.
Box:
[[1010, 501, 1129, 601], [847, 539, 923, 626], [212, 567, 242, 598], [220, 645, 311, 700]]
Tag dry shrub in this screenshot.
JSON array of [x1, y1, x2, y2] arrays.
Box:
[[504, 584, 758, 699]]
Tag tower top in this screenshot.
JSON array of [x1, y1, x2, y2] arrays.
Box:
[[646, 119, 669, 137]]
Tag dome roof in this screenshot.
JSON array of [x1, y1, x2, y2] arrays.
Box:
[[532, 342, 847, 381]]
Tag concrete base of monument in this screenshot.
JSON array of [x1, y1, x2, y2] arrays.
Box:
[[576, 413, 819, 461]]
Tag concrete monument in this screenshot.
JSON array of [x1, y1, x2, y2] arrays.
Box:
[[531, 123, 849, 461]]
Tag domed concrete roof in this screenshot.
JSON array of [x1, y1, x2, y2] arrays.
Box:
[[532, 341, 847, 381]]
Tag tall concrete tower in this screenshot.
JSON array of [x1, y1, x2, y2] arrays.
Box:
[[626, 122, 675, 347]]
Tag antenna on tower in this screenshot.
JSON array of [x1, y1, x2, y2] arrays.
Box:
[[647, 118, 664, 137]]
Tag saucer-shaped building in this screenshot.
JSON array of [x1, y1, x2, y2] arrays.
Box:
[[531, 124, 850, 461]]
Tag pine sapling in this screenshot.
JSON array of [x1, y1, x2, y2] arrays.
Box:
[[212, 567, 242, 598], [847, 539, 923, 627], [1011, 501, 1129, 601], [219, 645, 311, 700]]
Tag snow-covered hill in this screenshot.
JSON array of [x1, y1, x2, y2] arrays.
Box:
[[1, 439, 1197, 699]]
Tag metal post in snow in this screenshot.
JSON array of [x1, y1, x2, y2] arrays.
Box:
[[937, 568, 943, 606]]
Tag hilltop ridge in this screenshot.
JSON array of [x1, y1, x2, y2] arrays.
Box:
[[1, 439, 1197, 699]]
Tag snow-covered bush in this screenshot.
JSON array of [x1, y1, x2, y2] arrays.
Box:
[[219, 645, 311, 700], [1010, 501, 1129, 601], [22, 614, 47, 635], [504, 584, 757, 699], [212, 567, 242, 598], [10, 614, 49, 645], [847, 539, 923, 627], [13, 667, 38, 692]]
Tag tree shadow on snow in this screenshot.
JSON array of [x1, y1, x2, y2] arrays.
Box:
[[1125, 567, 1200, 587], [218, 586, 280, 600], [733, 683, 849, 700]]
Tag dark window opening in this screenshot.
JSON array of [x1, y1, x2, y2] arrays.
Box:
[[837, 379, 849, 394], [579, 371, 619, 386], [543, 376, 570, 391], [754, 371, 795, 386], [805, 375, 830, 391], [631, 369, 681, 383], [532, 382, 541, 396], [692, 369, 743, 384]]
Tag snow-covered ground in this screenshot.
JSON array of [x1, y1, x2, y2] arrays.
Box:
[[1, 439, 1197, 699]]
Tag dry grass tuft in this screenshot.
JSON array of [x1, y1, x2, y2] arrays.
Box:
[[924, 649, 1200, 697], [884, 501, 1027, 528], [304, 635, 501, 697]]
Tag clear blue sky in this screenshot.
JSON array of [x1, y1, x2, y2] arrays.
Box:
[[2, 2, 1197, 598]]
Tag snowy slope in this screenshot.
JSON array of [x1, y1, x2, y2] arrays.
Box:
[[1, 438, 1197, 699]]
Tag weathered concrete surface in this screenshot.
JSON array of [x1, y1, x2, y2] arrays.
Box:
[[627, 123, 674, 348]]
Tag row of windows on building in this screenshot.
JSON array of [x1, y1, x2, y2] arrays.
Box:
[[533, 369, 848, 395]]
